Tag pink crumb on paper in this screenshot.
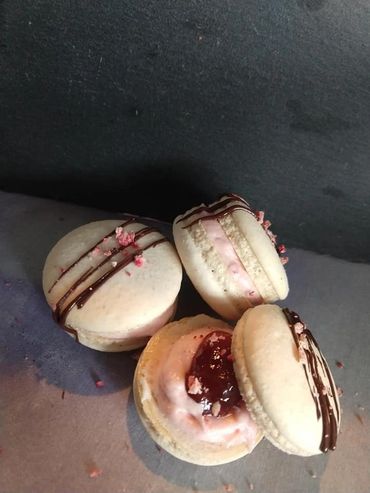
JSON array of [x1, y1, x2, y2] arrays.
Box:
[[89, 467, 102, 478], [95, 380, 104, 388], [103, 250, 112, 257], [115, 227, 136, 247], [134, 254, 145, 267], [92, 246, 101, 256]]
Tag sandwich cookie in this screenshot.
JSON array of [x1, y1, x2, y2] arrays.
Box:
[[134, 307, 340, 464], [42, 218, 182, 351], [173, 193, 289, 320]]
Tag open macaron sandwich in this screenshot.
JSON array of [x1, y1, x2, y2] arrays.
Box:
[[134, 305, 341, 465]]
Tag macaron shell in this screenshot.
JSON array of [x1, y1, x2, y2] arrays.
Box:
[[223, 209, 288, 301], [173, 219, 245, 320], [232, 305, 324, 456], [43, 220, 182, 351], [134, 314, 263, 465]]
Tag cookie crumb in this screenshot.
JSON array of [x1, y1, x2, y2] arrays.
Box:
[[211, 401, 221, 417]]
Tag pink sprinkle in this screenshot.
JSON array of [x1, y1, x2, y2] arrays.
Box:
[[95, 380, 104, 388], [125, 270, 131, 276], [116, 227, 135, 247], [256, 210, 265, 223], [92, 246, 101, 256], [134, 254, 145, 267], [281, 256, 289, 265], [89, 468, 102, 479], [278, 244, 287, 254]]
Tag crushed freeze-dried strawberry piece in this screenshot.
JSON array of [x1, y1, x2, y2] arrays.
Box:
[[89, 467, 102, 478], [116, 227, 135, 246], [134, 254, 145, 267]]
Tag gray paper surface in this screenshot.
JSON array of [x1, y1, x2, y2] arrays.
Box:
[[0, 191, 369, 493]]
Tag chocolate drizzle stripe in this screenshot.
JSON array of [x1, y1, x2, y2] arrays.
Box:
[[53, 226, 156, 319], [282, 308, 339, 453], [55, 237, 167, 326], [176, 194, 255, 228], [48, 217, 137, 293]]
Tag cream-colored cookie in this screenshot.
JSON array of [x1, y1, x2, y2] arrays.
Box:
[[42, 218, 182, 351], [134, 315, 263, 465], [173, 194, 288, 320], [232, 305, 341, 456]]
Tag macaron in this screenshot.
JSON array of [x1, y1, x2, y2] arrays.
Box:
[[173, 193, 289, 320], [232, 304, 341, 456], [42, 218, 182, 351], [133, 306, 340, 465], [133, 314, 263, 465]]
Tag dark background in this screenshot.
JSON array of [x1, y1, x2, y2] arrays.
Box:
[[1, 0, 369, 261]]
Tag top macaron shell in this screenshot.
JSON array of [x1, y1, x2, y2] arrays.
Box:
[[232, 305, 341, 456], [43, 219, 182, 351], [173, 195, 288, 320]]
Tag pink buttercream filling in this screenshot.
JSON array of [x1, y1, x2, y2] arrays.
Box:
[[201, 219, 263, 306], [154, 327, 260, 447]]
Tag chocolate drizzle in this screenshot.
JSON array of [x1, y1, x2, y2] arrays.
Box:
[[49, 220, 167, 338], [48, 218, 137, 293], [282, 308, 340, 453], [176, 193, 255, 228], [176, 193, 287, 261]]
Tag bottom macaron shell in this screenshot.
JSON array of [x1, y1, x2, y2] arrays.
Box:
[[133, 315, 263, 465], [232, 305, 339, 456]]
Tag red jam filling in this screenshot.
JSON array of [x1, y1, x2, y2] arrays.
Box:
[[185, 330, 243, 417]]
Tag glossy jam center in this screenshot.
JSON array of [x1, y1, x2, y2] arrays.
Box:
[[185, 330, 242, 417]]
